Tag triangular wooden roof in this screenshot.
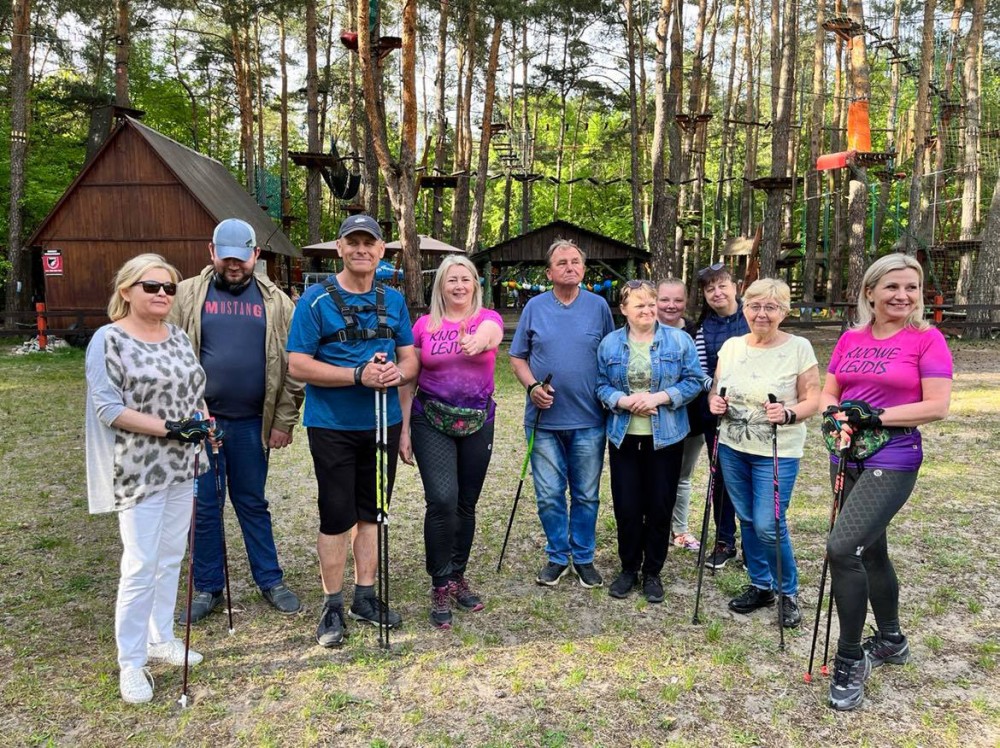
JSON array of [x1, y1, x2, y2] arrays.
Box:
[[28, 117, 299, 258], [470, 220, 648, 266]]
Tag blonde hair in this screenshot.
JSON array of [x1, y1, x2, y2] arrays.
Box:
[[656, 277, 687, 298], [107, 253, 181, 321], [855, 253, 928, 331], [743, 277, 791, 312], [620, 279, 657, 307], [428, 254, 483, 330]]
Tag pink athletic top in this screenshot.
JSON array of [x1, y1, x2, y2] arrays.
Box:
[[827, 325, 953, 470], [412, 308, 504, 419]]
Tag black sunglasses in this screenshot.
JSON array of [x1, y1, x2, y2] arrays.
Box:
[[697, 262, 725, 279], [131, 280, 178, 296]]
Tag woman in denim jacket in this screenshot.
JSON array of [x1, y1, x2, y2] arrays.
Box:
[[596, 280, 705, 603]]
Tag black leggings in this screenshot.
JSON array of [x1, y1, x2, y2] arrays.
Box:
[[411, 413, 495, 587], [827, 463, 918, 659]]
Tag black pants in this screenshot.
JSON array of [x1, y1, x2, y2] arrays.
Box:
[[609, 435, 684, 576], [411, 414, 495, 587], [827, 463, 918, 659], [703, 422, 737, 548]]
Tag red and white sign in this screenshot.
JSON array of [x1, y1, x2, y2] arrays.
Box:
[[43, 249, 63, 276]]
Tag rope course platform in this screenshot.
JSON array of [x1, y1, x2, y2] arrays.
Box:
[[822, 16, 864, 40], [749, 176, 794, 191]]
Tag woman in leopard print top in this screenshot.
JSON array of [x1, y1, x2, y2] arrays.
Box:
[[85, 253, 210, 704]]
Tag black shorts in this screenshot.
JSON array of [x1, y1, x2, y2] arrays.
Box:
[[307, 424, 401, 536]]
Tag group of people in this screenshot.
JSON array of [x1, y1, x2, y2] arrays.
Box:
[[85, 217, 951, 714]]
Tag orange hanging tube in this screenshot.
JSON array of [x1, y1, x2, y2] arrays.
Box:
[[847, 101, 872, 152]]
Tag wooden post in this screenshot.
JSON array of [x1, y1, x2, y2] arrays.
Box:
[[35, 302, 47, 350]]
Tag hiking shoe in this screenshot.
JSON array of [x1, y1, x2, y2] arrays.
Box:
[[643, 573, 665, 604], [728, 585, 776, 614], [120, 667, 154, 704], [262, 582, 301, 615], [673, 532, 701, 551], [780, 594, 802, 628], [175, 590, 223, 624], [705, 542, 737, 569], [572, 562, 604, 588], [349, 595, 402, 628], [147, 639, 203, 667], [430, 585, 453, 629], [863, 631, 910, 667], [448, 577, 485, 612], [828, 654, 872, 711], [608, 570, 639, 599], [316, 604, 346, 647], [536, 561, 570, 586]]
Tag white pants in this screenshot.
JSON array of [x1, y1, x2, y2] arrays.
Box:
[[671, 434, 705, 535], [115, 480, 193, 670]]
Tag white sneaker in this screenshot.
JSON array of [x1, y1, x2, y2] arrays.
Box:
[[147, 639, 203, 667], [120, 667, 154, 704]]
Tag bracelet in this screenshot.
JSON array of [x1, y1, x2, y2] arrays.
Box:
[[527, 381, 544, 396], [783, 408, 797, 425], [354, 363, 366, 385]]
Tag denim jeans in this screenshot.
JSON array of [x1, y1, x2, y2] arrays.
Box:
[[194, 416, 283, 593], [529, 426, 606, 565], [718, 444, 799, 596]]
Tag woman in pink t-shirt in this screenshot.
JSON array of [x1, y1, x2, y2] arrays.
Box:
[[820, 253, 953, 711], [400, 255, 503, 630]]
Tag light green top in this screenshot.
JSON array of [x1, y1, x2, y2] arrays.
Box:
[[626, 338, 652, 436]]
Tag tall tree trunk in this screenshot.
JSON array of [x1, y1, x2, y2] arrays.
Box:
[[845, 0, 871, 306], [666, 0, 684, 271], [803, 0, 825, 303], [466, 18, 503, 253], [115, 0, 130, 107], [738, 0, 756, 237], [432, 0, 449, 238], [649, 0, 675, 279], [964, 176, 1000, 339], [624, 0, 646, 251], [712, 1, 742, 257], [827, 22, 845, 303], [956, 0, 984, 303], [676, 0, 709, 266], [451, 9, 476, 249], [5, 0, 31, 319], [904, 0, 938, 253], [305, 0, 321, 243], [279, 14, 290, 239], [520, 20, 533, 235], [500, 28, 516, 241]]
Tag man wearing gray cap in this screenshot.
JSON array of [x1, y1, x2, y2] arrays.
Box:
[[169, 218, 304, 623], [287, 214, 417, 647]]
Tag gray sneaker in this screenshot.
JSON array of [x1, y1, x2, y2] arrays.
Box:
[[828, 654, 872, 711], [863, 631, 910, 667], [572, 562, 604, 588], [349, 595, 402, 628], [175, 590, 223, 624], [535, 561, 570, 586], [316, 604, 346, 648]]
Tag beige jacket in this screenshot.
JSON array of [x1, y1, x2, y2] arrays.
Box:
[[168, 266, 304, 446]]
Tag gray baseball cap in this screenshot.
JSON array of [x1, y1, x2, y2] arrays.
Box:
[[212, 218, 257, 261], [337, 214, 383, 240]]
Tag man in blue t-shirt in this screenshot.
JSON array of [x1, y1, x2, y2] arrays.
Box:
[[288, 214, 417, 648], [169, 218, 305, 625], [510, 239, 615, 588]]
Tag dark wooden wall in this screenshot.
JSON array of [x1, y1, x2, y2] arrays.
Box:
[[485, 222, 643, 266]]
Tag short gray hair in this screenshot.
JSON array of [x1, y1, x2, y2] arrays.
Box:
[[546, 239, 586, 267]]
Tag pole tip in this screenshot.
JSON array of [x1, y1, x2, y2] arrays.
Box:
[[803, 673, 812, 683], [228, 628, 235, 636], [178, 694, 189, 708], [820, 664, 830, 676]]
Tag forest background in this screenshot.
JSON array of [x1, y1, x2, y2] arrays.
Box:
[[3, 0, 1000, 321]]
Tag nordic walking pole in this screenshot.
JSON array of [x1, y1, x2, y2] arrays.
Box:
[[209, 419, 235, 635], [768, 394, 785, 652], [805, 429, 850, 682], [692, 387, 727, 624], [372, 355, 390, 650], [380, 385, 390, 650], [179, 446, 201, 709], [496, 373, 553, 572]]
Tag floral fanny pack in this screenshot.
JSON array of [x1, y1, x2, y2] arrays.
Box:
[[821, 421, 913, 462], [418, 392, 488, 437]]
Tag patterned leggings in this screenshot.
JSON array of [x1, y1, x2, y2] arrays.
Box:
[[827, 463, 918, 660]]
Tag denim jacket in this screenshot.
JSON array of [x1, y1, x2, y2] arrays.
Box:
[[596, 323, 706, 450]]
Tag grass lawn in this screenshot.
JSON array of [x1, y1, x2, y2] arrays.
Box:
[[1, 332, 999, 747]]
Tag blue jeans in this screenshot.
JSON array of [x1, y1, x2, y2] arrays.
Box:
[[529, 426, 606, 565], [718, 444, 799, 596], [194, 416, 283, 593]]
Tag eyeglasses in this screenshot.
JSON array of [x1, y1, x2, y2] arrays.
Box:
[[131, 280, 178, 296], [698, 262, 725, 279], [746, 302, 782, 315]]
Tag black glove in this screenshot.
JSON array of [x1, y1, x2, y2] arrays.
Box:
[[821, 405, 842, 435], [839, 399, 884, 429], [165, 416, 211, 444]]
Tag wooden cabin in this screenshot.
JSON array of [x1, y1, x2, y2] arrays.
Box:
[[27, 116, 300, 329]]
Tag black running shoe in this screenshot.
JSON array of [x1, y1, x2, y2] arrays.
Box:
[[780, 594, 802, 628], [863, 631, 910, 667], [175, 590, 223, 624], [608, 570, 639, 599], [728, 585, 776, 614], [316, 604, 346, 648], [642, 573, 665, 604], [828, 654, 871, 711], [572, 562, 604, 588], [705, 542, 737, 569], [349, 595, 402, 628], [430, 585, 452, 630], [536, 561, 570, 586]]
